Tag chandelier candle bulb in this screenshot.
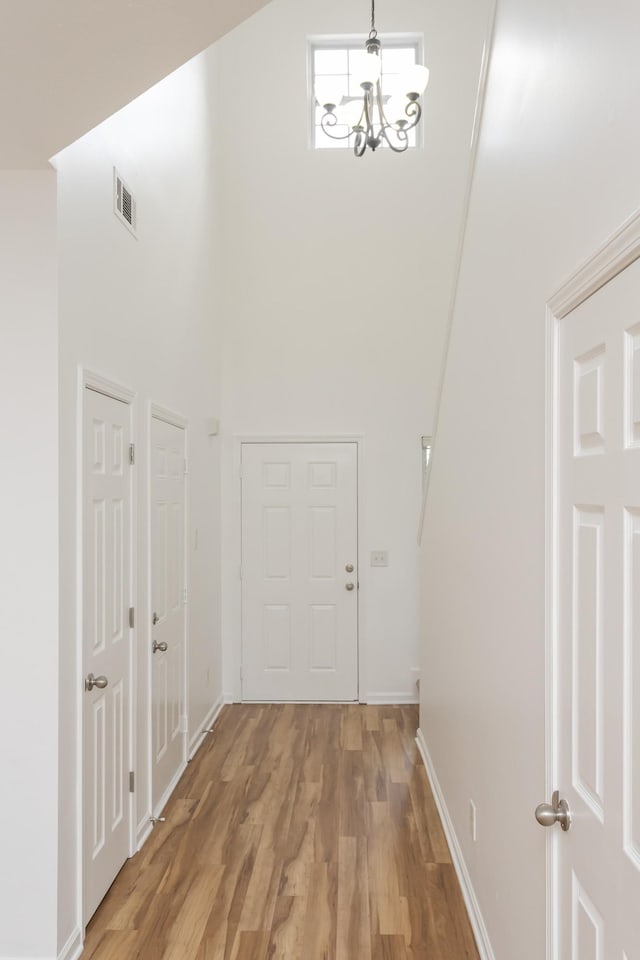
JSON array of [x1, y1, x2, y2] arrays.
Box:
[[316, 0, 429, 156]]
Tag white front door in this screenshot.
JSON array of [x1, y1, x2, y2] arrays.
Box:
[[555, 256, 640, 957], [241, 441, 358, 701], [83, 387, 132, 924], [151, 415, 186, 813]]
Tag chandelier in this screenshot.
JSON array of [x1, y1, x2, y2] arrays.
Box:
[[314, 0, 429, 156]]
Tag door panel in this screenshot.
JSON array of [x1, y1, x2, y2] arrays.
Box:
[[241, 442, 358, 701], [556, 257, 640, 958], [151, 416, 186, 812], [83, 388, 131, 924]]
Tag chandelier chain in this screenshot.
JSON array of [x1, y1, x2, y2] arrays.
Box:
[[369, 0, 377, 39]]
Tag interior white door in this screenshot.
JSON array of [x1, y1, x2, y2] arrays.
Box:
[[83, 387, 131, 924], [241, 441, 358, 701], [151, 416, 186, 813], [555, 256, 640, 958]]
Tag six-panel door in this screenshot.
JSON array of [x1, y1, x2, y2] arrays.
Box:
[[557, 257, 640, 958], [151, 416, 186, 814], [83, 388, 131, 923], [241, 442, 358, 701]]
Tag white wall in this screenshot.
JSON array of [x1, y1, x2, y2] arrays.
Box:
[[420, 0, 640, 956], [55, 52, 223, 952], [0, 173, 59, 956], [214, 0, 492, 701]]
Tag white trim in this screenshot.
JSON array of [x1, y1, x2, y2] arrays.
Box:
[[78, 369, 138, 931], [544, 208, 640, 959], [136, 818, 153, 853], [188, 694, 225, 758], [366, 691, 419, 704], [81, 369, 135, 403], [415, 728, 495, 960], [548, 207, 640, 320], [417, 0, 498, 544], [231, 434, 366, 702], [544, 301, 559, 960], [153, 761, 188, 819], [58, 926, 83, 960], [150, 403, 188, 429]]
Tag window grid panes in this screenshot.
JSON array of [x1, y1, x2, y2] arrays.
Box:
[[311, 40, 421, 150]]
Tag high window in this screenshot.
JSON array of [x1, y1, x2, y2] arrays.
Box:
[[309, 38, 423, 150]]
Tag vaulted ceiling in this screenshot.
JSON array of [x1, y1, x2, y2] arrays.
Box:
[[0, 0, 272, 168]]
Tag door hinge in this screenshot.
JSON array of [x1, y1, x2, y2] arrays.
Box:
[[129, 606, 135, 628], [129, 443, 135, 465], [129, 771, 135, 793]]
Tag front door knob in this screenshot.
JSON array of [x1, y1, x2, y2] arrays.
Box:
[[153, 640, 168, 654], [345, 582, 355, 591], [535, 790, 571, 831], [85, 673, 108, 692], [345, 563, 354, 573]]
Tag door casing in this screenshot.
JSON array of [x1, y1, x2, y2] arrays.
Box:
[[545, 207, 640, 958], [229, 435, 366, 703]]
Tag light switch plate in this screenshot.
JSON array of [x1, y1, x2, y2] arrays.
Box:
[[371, 550, 388, 567]]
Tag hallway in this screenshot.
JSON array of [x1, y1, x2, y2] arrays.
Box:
[[82, 704, 478, 960]]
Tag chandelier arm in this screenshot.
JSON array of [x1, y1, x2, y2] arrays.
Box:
[[354, 131, 368, 157], [379, 124, 409, 153], [402, 100, 422, 130], [320, 111, 356, 141], [363, 88, 376, 143]]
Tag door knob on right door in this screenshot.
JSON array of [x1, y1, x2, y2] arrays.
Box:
[[535, 790, 571, 831]]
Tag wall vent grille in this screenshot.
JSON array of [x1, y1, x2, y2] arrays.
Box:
[[113, 168, 138, 237]]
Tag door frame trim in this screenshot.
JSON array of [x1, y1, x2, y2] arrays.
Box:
[[230, 434, 365, 703], [148, 403, 189, 817], [545, 206, 640, 959], [78, 367, 138, 930]]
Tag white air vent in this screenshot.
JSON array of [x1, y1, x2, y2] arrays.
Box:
[[113, 168, 137, 237]]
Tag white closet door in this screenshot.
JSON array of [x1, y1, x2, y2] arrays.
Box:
[[83, 387, 131, 923], [555, 256, 640, 959], [151, 416, 186, 813]]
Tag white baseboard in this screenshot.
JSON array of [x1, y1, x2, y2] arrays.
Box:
[[223, 690, 238, 704], [136, 818, 153, 853], [58, 926, 83, 960], [415, 728, 496, 960], [366, 691, 419, 704], [132, 696, 226, 853], [188, 693, 225, 758], [153, 760, 188, 818]]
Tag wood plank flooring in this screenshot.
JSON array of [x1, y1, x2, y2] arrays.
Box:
[[83, 704, 479, 960]]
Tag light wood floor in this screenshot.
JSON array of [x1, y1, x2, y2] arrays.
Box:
[[83, 704, 479, 960]]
